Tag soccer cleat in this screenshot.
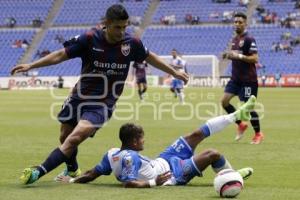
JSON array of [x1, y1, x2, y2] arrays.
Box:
[[235, 122, 248, 141], [234, 95, 256, 121], [237, 167, 253, 180], [54, 168, 81, 181], [20, 167, 40, 184], [251, 132, 264, 144]]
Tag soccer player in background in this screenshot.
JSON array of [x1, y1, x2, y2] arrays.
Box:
[[11, 4, 189, 185], [170, 49, 187, 104], [57, 96, 256, 187], [222, 12, 264, 144], [132, 60, 148, 101]]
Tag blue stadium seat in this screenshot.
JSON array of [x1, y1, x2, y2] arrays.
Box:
[[0, 30, 36, 76], [152, 0, 245, 23], [0, 0, 54, 26], [54, 0, 150, 25]]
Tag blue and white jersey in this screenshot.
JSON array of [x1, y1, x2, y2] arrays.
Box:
[[95, 148, 171, 182], [171, 56, 186, 80], [171, 56, 186, 73]]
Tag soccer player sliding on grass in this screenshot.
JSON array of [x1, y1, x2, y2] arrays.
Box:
[[56, 96, 257, 188]]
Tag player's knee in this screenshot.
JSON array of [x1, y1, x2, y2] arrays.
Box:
[[65, 134, 84, 147], [59, 134, 67, 144], [170, 88, 175, 93], [189, 131, 204, 140], [207, 149, 221, 161]]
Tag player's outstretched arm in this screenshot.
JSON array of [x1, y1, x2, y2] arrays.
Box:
[[145, 52, 189, 84], [10, 49, 69, 75], [123, 171, 172, 188], [56, 168, 101, 184]]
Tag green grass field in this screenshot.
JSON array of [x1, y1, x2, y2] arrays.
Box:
[[0, 87, 300, 200]]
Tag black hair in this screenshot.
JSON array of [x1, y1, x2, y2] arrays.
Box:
[[105, 4, 129, 21], [119, 123, 144, 145], [234, 12, 247, 20]]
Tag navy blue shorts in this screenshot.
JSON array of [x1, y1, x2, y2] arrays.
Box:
[[136, 77, 147, 84], [57, 97, 114, 130], [225, 80, 258, 102]]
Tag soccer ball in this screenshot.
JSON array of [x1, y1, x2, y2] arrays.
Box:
[[213, 169, 244, 198]]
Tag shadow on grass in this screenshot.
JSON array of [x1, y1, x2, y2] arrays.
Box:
[[8, 181, 214, 189], [8, 180, 121, 189], [185, 183, 213, 187]]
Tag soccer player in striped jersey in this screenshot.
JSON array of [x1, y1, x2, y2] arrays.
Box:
[[56, 96, 256, 187], [132, 60, 148, 101], [222, 12, 264, 144], [11, 4, 188, 185]]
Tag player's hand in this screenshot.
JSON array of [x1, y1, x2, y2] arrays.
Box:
[[225, 51, 242, 60], [222, 51, 229, 59], [10, 64, 32, 75], [227, 51, 239, 60], [55, 175, 72, 183], [174, 71, 189, 85], [155, 171, 172, 186], [223, 51, 240, 60]]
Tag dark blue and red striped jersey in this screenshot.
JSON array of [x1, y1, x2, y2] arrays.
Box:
[[133, 61, 147, 79], [64, 28, 149, 105], [230, 31, 258, 83]]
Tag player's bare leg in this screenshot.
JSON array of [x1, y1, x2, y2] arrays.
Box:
[[137, 83, 143, 100], [170, 88, 177, 98], [20, 120, 96, 184], [60, 123, 74, 143], [60, 120, 96, 156], [184, 96, 256, 150], [193, 149, 232, 173], [192, 149, 253, 179], [177, 88, 185, 104], [141, 83, 147, 100], [54, 123, 81, 181]]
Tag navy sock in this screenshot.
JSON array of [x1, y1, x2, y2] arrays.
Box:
[[250, 111, 260, 133], [37, 148, 67, 178], [224, 104, 241, 124], [142, 88, 147, 94], [66, 148, 78, 172], [200, 124, 210, 138], [211, 155, 225, 169], [138, 89, 142, 99]]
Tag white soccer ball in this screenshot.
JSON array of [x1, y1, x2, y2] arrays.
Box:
[[213, 169, 244, 198]]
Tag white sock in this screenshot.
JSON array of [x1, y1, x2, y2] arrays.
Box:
[[178, 92, 184, 103], [205, 113, 236, 135], [212, 159, 233, 173]]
